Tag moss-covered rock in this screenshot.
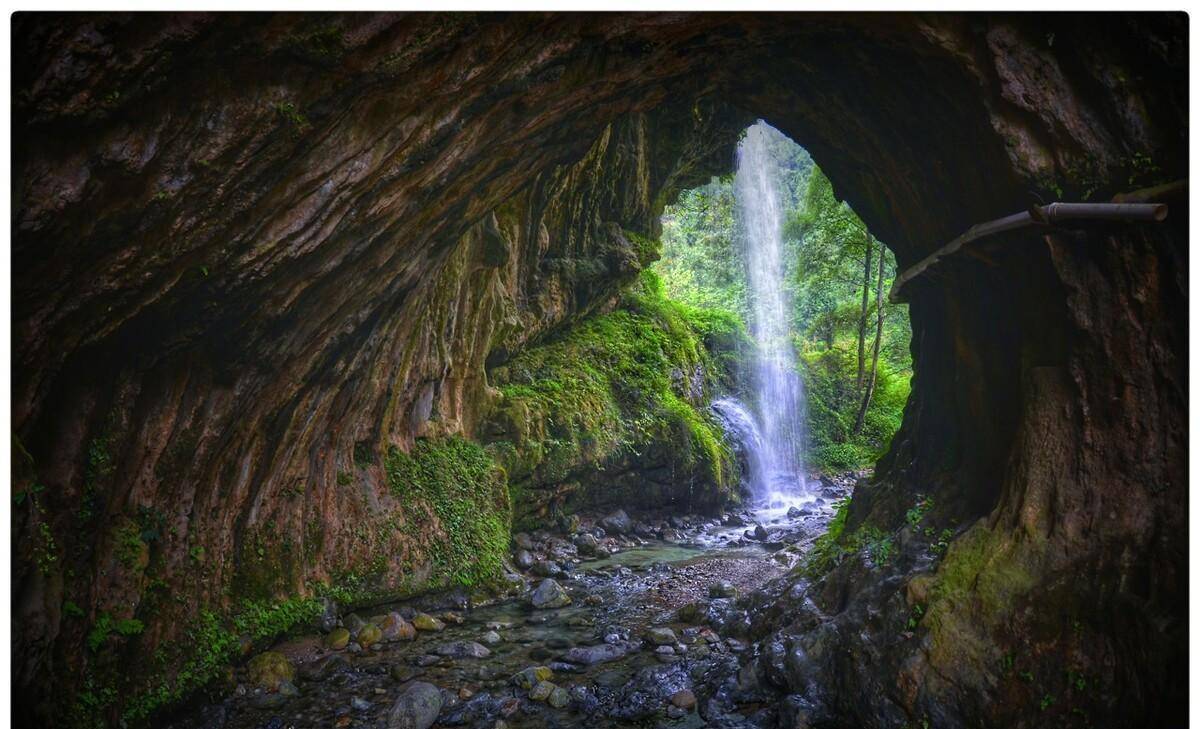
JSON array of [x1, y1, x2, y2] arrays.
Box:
[[246, 651, 295, 692], [485, 270, 750, 526], [324, 628, 350, 650]]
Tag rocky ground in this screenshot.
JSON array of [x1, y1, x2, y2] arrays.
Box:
[[165, 476, 857, 729]]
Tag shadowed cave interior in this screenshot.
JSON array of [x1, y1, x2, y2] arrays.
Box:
[[10, 12, 1188, 729]]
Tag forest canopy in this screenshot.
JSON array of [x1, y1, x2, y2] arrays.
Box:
[[654, 125, 912, 471]]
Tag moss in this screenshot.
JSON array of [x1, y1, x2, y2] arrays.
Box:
[[273, 101, 311, 137], [489, 270, 746, 523], [87, 596, 326, 726], [384, 436, 511, 588], [800, 499, 896, 577], [801, 497, 849, 577], [283, 25, 346, 64], [86, 613, 144, 653], [113, 520, 147, 570], [927, 525, 1038, 617]]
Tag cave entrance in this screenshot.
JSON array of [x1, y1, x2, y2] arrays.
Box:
[[653, 121, 912, 490]]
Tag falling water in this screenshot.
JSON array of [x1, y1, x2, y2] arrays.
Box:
[[732, 122, 809, 509]]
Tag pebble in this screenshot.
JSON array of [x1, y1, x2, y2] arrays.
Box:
[[548, 686, 570, 708], [351, 697, 371, 711], [325, 627, 350, 650], [671, 689, 697, 710], [433, 641, 491, 659], [529, 680, 555, 701], [412, 613, 446, 632]]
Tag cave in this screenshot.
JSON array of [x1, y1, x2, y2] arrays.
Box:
[[11, 12, 1187, 728]]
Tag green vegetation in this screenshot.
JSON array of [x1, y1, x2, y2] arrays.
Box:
[[86, 613, 144, 652], [800, 497, 896, 577], [488, 270, 747, 522], [384, 436, 511, 587], [655, 125, 911, 472]]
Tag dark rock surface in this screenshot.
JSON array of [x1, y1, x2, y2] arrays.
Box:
[[10, 12, 1186, 728]]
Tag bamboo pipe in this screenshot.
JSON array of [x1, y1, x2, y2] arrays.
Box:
[[889, 200, 1170, 302]]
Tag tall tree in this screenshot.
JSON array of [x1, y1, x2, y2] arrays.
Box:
[[854, 239, 887, 435], [856, 232, 873, 390]]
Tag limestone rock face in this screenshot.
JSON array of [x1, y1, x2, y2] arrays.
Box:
[[11, 12, 1186, 727]]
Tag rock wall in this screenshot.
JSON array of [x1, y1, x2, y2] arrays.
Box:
[[12, 12, 1187, 726]]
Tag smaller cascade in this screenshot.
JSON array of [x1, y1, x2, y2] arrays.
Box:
[[711, 397, 814, 518], [711, 398, 768, 494]]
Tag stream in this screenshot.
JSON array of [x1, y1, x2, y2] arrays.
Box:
[[169, 477, 853, 729]]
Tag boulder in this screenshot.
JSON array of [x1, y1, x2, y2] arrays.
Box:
[[247, 651, 295, 692], [412, 613, 446, 632], [671, 689, 697, 710], [433, 641, 491, 659], [561, 643, 628, 665], [529, 680, 555, 701], [514, 549, 535, 570], [548, 686, 570, 708], [573, 533, 599, 555], [531, 560, 561, 577], [344, 613, 367, 636], [387, 681, 443, 729], [530, 579, 571, 609], [357, 623, 383, 648], [324, 627, 350, 650], [375, 612, 415, 642], [600, 509, 633, 535], [646, 627, 677, 646], [512, 665, 553, 689]]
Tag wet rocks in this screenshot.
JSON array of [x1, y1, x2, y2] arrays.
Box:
[[531, 560, 562, 577], [481, 630, 502, 644], [433, 641, 491, 659], [573, 533, 599, 555], [548, 686, 570, 708], [247, 651, 295, 692], [344, 613, 367, 636], [671, 689, 697, 710], [390, 665, 422, 683], [514, 549, 535, 570], [357, 623, 383, 649], [709, 581, 738, 599], [387, 681, 443, 729], [512, 666, 553, 689], [316, 597, 339, 633], [298, 653, 349, 682], [530, 579, 571, 609], [529, 680, 555, 701], [561, 642, 629, 665], [374, 612, 416, 642], [413, 613, 446, 632], [325, 627, 350, 650], [646, 627, 677, 646], [600, 509, 633, 535]]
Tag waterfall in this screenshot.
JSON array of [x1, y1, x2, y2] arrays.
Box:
[[731, 121, 809, 508]]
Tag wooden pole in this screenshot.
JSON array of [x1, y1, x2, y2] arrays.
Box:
[[889, 199, 1171, 303]]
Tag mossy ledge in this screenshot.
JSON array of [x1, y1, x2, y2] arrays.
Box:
[[484, 270, 751, 529]]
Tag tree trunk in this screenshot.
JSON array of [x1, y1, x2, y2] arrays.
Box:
[[854, 241, 887, 435], [856, 234, 873, 390]]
